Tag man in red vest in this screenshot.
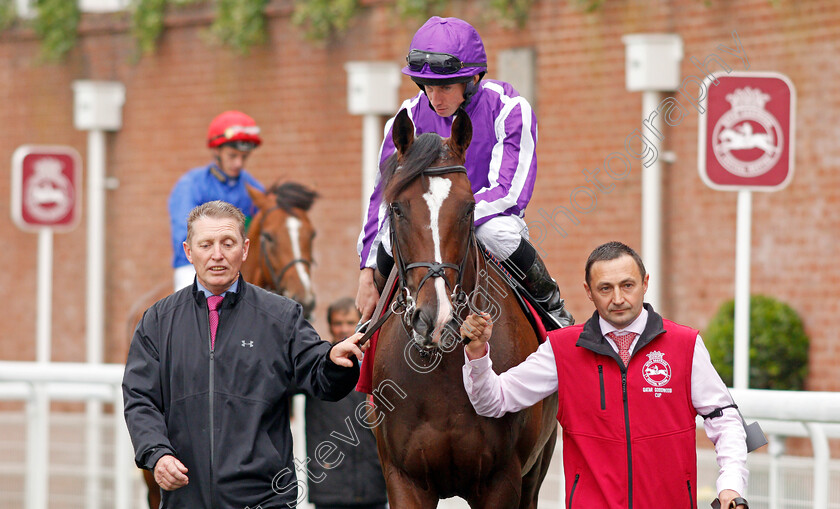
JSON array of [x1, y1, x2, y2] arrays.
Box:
[[460, 241, 749, 509]]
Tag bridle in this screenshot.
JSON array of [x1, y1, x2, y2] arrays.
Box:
[[389, 165, 477, 328], [255, 205, 312, 294]]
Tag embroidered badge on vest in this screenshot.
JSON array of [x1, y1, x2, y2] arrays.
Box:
[[642, 350, 672, 394]]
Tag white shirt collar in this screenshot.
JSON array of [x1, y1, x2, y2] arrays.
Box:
[[196, 278, 239, 299], [599, 306, 648, 338]]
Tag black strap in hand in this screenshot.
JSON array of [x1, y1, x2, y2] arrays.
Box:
[[712, 496, 749, 509], [701, 403, 738, 420], [730, 497, 749, 508]]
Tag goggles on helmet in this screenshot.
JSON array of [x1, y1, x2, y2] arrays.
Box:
[[210, 124, 261, 144], [406, 50, 486, 75]]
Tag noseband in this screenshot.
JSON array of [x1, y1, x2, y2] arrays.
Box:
[[256, 206, 312, 294], [390, 165, 475, 323]]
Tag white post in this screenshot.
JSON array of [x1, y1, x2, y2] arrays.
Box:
[[84, 128, 105, 509], [29, 228, 53, 509], [361, 114, 383, 220], [73, 80, 125, 509], [805, 422, 829, 509], [767, 434, 783, 509], [344, 62, 400, 220], [641, 91, 663, 310], [733, 190, 752, 390], [113, 386, 133, 509], [36, 229, 53, 363], [25, 383, 49, 509], [621, 34, 682, 312], [86, 128, 106, 368]]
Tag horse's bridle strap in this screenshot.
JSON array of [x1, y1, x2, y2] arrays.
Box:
[[404, 261, 461, 292], [256, 205, 312, 294], [423, 164, 467, 176], [390, 164, 473, 300]]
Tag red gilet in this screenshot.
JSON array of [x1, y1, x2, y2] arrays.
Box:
[[548, 310, 699, 508]]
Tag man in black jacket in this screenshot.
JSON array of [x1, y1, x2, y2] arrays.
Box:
[[123, 200, 366, 509], [304, 297, 387, 509]]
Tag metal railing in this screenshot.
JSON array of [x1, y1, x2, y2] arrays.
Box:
[[0, 361, 133, 509], [1, 361, 839, 509], [729, 388, 840, 509]]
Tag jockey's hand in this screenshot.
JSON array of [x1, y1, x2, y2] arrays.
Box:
[[154, 454, 188, 491], [330, 331, 370, 367], [718, 489, 747, 508], [356, 268, 380, 322], [461, 312, 492, 360]]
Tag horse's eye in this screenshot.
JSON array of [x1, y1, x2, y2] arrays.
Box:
[[391, 204, 403, 218], [262, 232, 275, 244], [464, 203, 475, 219]]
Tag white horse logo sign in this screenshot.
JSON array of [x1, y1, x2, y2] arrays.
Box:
[[698, 72, 795, 191], [11, 145, 81, 231]]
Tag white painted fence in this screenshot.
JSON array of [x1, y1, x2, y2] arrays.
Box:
[[0, 361, 133, 509], [1, 361, 839, 508]]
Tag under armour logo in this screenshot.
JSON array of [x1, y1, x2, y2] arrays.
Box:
[[241, 340, 254, 348]]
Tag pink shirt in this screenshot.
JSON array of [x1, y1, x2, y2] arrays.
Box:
[[462, 308, 748, 496]]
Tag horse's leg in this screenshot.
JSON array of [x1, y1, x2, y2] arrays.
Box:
[[466, 464, 523, 509], [518, 428, 558, 509], [142, 468, 161, 509], [382, 462, 439, 508]]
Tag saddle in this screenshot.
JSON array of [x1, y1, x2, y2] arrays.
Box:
[[355, 248, 548, 394]]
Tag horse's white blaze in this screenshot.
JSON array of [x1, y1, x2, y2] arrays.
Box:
[[423, 177, 453, 337], [285, 216, 312, 294]]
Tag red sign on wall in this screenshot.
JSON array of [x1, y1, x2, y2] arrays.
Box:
[[11, 145, 82, 231], [698, 72, 796, 191]]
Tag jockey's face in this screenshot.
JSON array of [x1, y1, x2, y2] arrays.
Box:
[[584, 254, 649, 330], [213, 145, 251, 178], [328, 309, 361, 344], [183, 216, 249, 295], [424, 82, 468, 117]]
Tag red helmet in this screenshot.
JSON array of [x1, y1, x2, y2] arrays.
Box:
[[207, 111, 262, 150]]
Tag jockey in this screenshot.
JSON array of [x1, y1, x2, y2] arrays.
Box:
[[168, 110, 265, 291], [356, 16, 573, 330]]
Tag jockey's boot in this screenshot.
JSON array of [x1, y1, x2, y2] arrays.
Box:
[[374, 243, 395, 294], [505, 239, 574, 330]]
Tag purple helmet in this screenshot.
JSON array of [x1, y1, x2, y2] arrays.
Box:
[[402, 17, 487, 86]]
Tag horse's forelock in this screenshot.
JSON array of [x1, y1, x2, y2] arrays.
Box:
[[383, 133, 445, 204], [269, 181, 318, 214]]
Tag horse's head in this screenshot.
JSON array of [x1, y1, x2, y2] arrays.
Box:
[[243, 182, 317, 317], [384, 109, 474, 349]]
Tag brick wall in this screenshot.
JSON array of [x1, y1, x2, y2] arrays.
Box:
[[1, 0, 837, 392]]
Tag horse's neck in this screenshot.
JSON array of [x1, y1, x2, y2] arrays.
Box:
[[240, 226, 264, 285]]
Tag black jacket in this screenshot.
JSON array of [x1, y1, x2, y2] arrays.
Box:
[[122, 277, 359, 508], [304, 391, 387, 506]]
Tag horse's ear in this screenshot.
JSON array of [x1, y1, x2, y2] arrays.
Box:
[[449, 111, 473, 160], [246, 183, 273, 210], [392, 108, 415, 156]]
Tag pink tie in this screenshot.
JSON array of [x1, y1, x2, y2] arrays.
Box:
[[607, 331, 636, 366], [208, 295, 224, 350]]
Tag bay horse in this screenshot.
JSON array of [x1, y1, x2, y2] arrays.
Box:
[[241, 181, 318, 316], [369, 109, 558, 507], [131, 180, 318, 509]]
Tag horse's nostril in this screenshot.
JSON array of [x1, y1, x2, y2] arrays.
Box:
[[411, 309, 434, 337]]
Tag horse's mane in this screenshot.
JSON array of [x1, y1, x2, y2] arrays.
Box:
[[382, 133, 445, 204], [268, 181, 318, 214]]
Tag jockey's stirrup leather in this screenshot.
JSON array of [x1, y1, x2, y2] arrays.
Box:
[[521, 258, 574, 329], [507, 241, 574, 330]]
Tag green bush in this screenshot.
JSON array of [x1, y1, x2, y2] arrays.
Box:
[[704, 295, 809, 390]]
